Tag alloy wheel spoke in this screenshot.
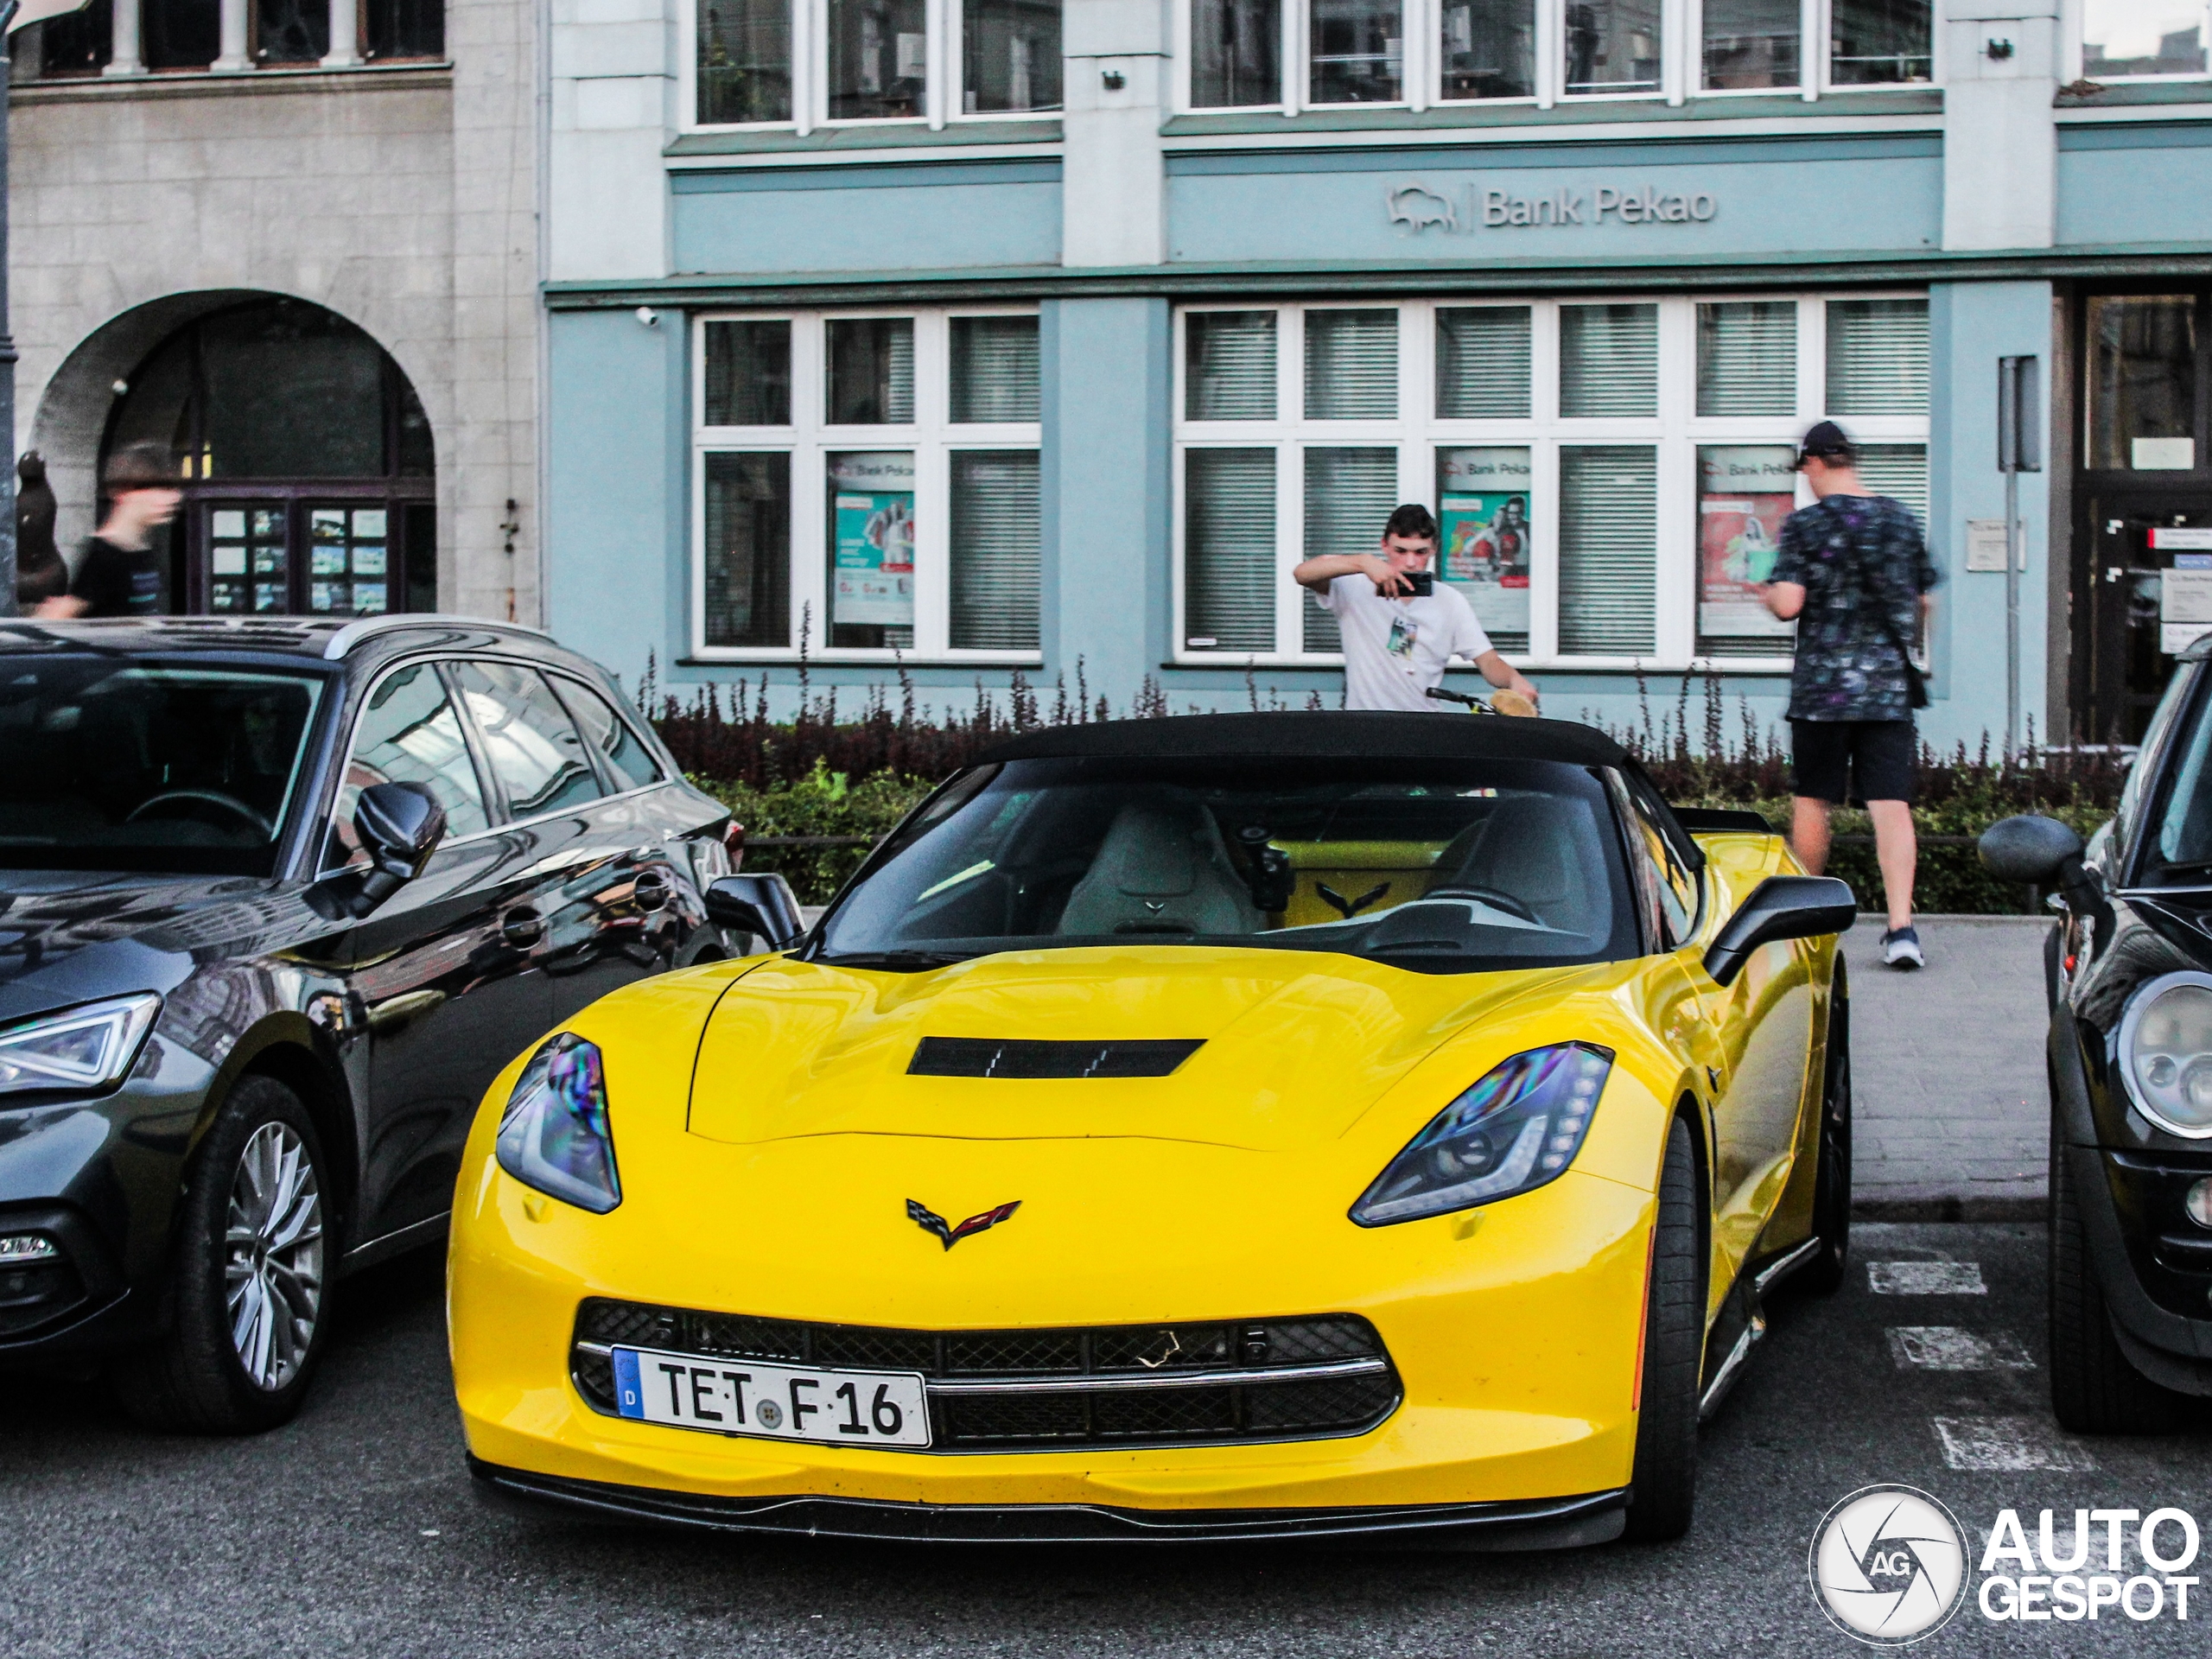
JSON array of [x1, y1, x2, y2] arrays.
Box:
[[223, 1121, 323, 1391]]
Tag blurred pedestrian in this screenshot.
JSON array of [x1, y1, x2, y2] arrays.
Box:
[[1761, 421, 1941, 969], [61, 442, 181, 619], [13, 451, 68, 613]]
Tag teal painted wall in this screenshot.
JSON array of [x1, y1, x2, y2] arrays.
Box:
[[671, 165, 1061, 274], [2057, 127, 2212, 249], [544, 308, 688, 699], [1926, 281, 2055, 752], [1166, 138, 1942, 265]]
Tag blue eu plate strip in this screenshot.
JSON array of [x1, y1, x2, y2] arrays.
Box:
[[613, 1347, 643, 1418]]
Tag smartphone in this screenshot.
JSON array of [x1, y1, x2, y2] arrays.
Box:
[[1399, 570, 1434, 597]]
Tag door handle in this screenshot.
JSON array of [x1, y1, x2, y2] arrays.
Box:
[[632, 868, 671, 912], [501, 906, 545, 947]]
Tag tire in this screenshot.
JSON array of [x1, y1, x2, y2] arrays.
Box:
[[112, 1075, 334, 1433], [2049, 1111, 2185, 1434], [1802, 975, 1852, 1296], [1622, 1115, 1705, 1543]]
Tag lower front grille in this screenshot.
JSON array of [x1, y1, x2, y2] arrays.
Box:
[[571, 1300, 1402, 1452]]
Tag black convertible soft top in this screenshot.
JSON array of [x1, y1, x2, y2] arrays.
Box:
[[977, 711, 1628, 769]]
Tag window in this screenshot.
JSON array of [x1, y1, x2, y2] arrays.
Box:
[[1175, 293, 1930, 670], [554, 679, 665, 793], [1829, 0, 1930, 85], [2082, 3, 2208, 79], [1440, 0, 1534, 99], [452, 662, 607, 820], [694, 310, 1043, 660], [1192, 0, 1282, 105], [699, 0, 794, 124], [1702, 0, 1797, 91], [365, 0, 444, 59], [690, 0, 1061, 126], [1563, 0, 1661, 95], [20, 0, 445, 75], [2087, 296, 2199, 473], [333, 662, 488, 866], [1177, 0, 1929, 108]]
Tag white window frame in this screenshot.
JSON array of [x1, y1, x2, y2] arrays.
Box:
[[2064, 0, 2212, 83], [683, 0, 1066, 134], [1176, 0, 1937, 112], [690, 306, 1045, 664], [1171, 290, 1931, 673]]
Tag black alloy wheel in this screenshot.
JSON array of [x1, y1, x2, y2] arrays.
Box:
[[1622, 1114, 1705, 1543], [112, 1075, 333, 1433], [2048, 1103, 2185, 1434], [1802, 971, 1852, 1295]]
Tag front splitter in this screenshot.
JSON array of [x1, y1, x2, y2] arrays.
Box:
[[467, 1456, 1628, 1548]]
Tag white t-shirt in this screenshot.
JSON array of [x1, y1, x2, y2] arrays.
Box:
[[1319, 574, 1495, 712]]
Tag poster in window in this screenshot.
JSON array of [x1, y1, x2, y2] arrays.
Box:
[[829, 451, 915, 628], [1696, 445, 1798, 642], [1437, 447, 1531, 635]]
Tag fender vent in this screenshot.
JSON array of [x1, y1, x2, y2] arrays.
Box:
[[908, 1037, 1205, 1078]]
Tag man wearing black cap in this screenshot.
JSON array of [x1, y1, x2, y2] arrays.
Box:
[[1762, 420, 1941, 969], [59, 442, 181, 619]]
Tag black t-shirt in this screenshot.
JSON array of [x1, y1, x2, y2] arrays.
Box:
[[70, 537, 163, 618]]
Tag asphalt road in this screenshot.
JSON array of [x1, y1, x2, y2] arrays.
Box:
[[4, 1222, 2209, 1658]]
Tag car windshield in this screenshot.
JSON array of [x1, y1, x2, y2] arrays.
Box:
[[0, 655, 326, 875], [815, 755, 1637, 974]]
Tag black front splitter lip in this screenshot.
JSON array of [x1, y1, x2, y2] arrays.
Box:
[[467, 1457, 1629, 1548]]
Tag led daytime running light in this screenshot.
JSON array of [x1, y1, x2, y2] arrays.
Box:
[[495, 1033, 622, 1213]]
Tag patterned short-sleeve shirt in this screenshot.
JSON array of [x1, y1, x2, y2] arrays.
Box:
[[1770, 493, 1941, 723]]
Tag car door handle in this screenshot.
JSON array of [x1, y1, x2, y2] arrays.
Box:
[[632, 868, 671, 912], [501, 906, 546, 947]]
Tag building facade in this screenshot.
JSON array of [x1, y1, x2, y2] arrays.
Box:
[[543, 0, 2212, 746], [7, 0, 538, 622]]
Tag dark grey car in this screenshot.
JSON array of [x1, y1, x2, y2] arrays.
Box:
[[0, 615, 734, 1431]]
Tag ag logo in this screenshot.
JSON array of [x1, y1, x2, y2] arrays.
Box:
[[1808, 1484, 1969, 1645]]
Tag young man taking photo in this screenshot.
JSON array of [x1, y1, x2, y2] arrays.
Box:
[[1762, 421, 1941, 969], [1294, 504, 1541, 714]]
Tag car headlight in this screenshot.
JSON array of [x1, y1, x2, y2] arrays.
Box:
[[0, 995, 161, 1098], [2118, 971, 2212, 1140], [495, 1033, 621, 1212], [1350, 1043, 1614, 1227]]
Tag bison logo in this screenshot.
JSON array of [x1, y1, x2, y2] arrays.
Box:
[[1387, 185, 1458, 234]]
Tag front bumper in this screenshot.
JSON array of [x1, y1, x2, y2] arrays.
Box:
[[468, 1456, 1629, 1547]]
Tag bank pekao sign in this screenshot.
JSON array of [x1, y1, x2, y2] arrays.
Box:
[[1386, 181, 1718, 236]]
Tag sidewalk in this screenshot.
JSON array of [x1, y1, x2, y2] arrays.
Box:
[[1844, 914, 2052, 1220]]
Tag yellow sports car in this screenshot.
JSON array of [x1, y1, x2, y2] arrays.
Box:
[[450, 713, 1856, 1546]]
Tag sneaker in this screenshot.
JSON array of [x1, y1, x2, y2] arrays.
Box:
[[1882, 925, 1925, 970]]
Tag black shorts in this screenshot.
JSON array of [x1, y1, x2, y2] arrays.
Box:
[[1790, 719, 1917, 806]]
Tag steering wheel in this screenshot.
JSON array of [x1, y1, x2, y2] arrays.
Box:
[[1425, 883, 1541, 924], [125, 789, 274, 840]]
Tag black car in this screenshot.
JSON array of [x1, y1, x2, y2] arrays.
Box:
[[1982, 641, 2212, 1431], [0, 614, 745, 1432]]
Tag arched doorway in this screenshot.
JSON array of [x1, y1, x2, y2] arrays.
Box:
[[101, 297, 435, 616]]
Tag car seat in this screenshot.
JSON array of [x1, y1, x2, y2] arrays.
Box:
[[1057, 798, 1261, 938], [1427, 794, 1605, 936]]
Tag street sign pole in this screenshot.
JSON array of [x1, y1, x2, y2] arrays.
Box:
[[1998, 355, 2043, 760]]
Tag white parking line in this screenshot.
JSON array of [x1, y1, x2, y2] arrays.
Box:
[[1887, 1327, 2036, 1371], [1868, 1261, 1988, 1295], [1933, 1415, 2098, 1472]]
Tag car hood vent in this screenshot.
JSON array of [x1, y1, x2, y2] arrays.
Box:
[[908, 1037, 1205, 1079]]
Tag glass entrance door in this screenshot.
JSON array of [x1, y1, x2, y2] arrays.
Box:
[[2076, 498, 2212, 742], [191, 493, 431, 616]]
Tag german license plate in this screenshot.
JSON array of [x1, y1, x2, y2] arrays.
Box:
[[611, 1345, 932, 1447]]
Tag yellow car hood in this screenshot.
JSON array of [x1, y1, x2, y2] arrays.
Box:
[[684, 946, 1613, 1153]]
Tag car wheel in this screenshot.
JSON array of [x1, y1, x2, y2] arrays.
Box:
[[2049, 1107, 2184, 1434], [1622, 1114, 1703, 1543], [1802, 974, 1852, 1296], [113, 1075, 332, 1433]]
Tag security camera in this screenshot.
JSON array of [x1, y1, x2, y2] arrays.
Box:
[[636, 307, 659, 327]]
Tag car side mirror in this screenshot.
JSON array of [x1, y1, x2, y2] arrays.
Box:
[[1979, 813, 2101, 918], [704, 873, 805, 953], [349, 782, 448, 914], [1702, 874, 1858, 988]]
